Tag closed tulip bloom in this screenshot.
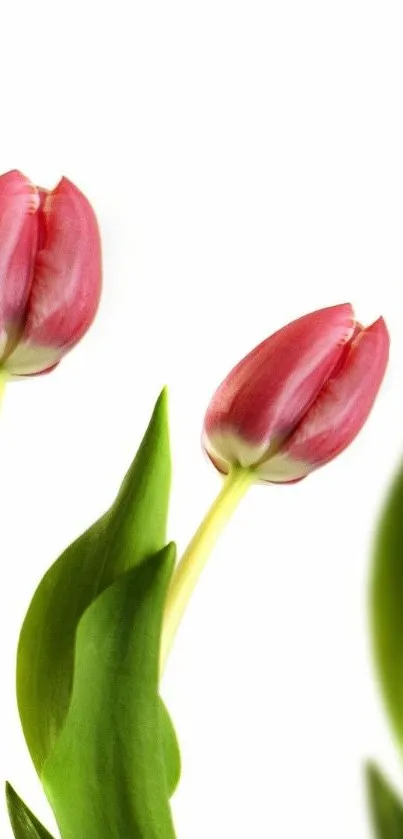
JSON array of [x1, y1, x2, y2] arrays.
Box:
[[203, 303, 389, 483], [0, 170, 101, 376]]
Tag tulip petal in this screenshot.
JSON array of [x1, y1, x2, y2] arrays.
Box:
[[272, 316, 389, 473], [204, 304, 355, 469], [203, 428, 269, 470], [3, 344, 62, 376], [252, 451, 311, 483], [0, 170, 39, 357], [15, 177, 101, 353]]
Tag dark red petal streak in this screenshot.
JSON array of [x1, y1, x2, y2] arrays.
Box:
[[283, 317, 390, 466], [21, 177, 102, 349], [204, 303, 355, 447]]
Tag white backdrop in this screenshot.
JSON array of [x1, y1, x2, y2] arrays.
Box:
[[0, 1, 402, 837]]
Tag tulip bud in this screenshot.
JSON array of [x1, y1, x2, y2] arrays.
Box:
[[203, 304, 389, 483], [0, 170, 101, 376]]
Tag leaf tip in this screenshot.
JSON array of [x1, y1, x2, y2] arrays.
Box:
[[154, 386, 169, 427]]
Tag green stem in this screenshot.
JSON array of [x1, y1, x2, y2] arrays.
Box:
[[160, 466, 255, 672], [0, 368, 9, 406]]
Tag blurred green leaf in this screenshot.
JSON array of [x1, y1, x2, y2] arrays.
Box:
[[366, 762, 403, 838], [370, 463, 403, 746], [42, 544, 177, 839], [17, 389, 180, 797], [6, 782, 55, 839]]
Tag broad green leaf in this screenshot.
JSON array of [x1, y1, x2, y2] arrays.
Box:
[[366, 762, 403, 838], [370, 463, 403, 746], [17, 390, 172, 776], [160, 701, 181, 796], [42, 544, 177, 839], [6, 782, 56, 839]]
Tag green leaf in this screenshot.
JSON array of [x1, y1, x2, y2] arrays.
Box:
[[17, 389, 172, 775], [42, 544, 177, 839], [370, 462, 403, 747], [6, 782, 56, 839], [366, 762, 403, 838], [160, 701, 181, 796]]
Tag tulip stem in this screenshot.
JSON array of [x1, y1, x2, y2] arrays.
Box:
[[0, 369, 9, 406], [160, 465, 255, 672]]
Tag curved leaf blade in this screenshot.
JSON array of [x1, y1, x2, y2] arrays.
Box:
[[370, 463, 403, 746], [160, 701, 181, 797], [366, 762, 403, 838], [42, 545, 177, 839], [17, 389, 171, 774], [6, 782, 56, 839]]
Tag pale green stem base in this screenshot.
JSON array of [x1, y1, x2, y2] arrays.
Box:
[[160, 466, 255, 672], [0, 368, 9, 407]]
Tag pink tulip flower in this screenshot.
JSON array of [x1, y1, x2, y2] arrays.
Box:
[[0, 170, 101, 376], [203, 303, 389, 483]]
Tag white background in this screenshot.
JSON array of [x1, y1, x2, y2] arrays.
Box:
[[0, 1, 402, 837]]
